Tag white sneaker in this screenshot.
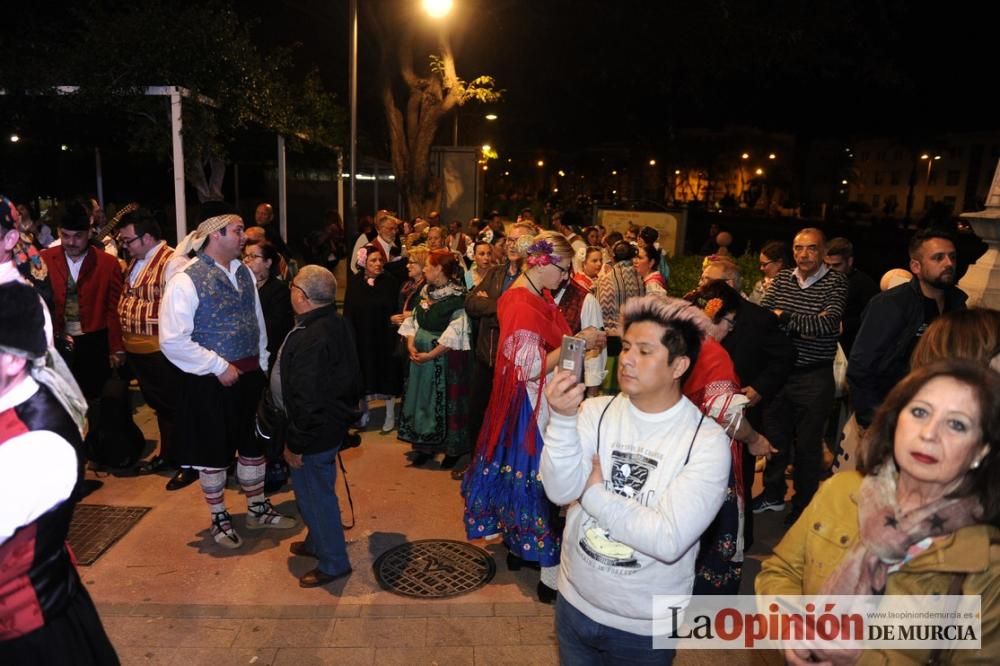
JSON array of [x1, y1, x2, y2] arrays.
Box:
[[211, 511, 243, 549], [246, 498, 298, 530]]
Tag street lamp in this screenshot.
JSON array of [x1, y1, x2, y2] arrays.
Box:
[[921, 153, 941, 184], [485, 113, 498, 121], [348, 0, 453, 237]]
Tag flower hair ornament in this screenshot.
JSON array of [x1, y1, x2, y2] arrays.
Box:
[[525, 239, 557, 267], [702, 297, 724, 320], [356, 246, 369, 268]]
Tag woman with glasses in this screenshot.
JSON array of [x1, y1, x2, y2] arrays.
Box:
[[749, 240, 790, 305], [463, 231, 605, 603], [243, 240, 293, 365], [343, 243, 404, 433]]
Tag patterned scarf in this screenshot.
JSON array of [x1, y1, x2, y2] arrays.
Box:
[[821, 462, 983, 596]]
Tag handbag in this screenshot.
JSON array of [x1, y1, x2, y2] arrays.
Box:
[[254, 388, 287, 461]]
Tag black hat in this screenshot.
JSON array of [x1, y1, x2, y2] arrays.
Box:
[[59, 200, 92, 231], [0, 282, 46, 359]]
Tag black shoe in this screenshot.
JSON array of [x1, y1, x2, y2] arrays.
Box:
[[165, 468, 199, 491], [410, 452, 433, 466], [289, 541, 317, 558], [440, 455, 460, 469], [536, 581, 557, 605], [137, 455, 173, 475], [449, 455, 471, 481], [506, 552, 540, 571]]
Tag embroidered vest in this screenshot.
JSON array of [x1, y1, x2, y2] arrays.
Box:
[[558, 279, 588, 334], [0, 386, 85, 640], [119, 242, 173, 337], [185, 254, 260, 362]]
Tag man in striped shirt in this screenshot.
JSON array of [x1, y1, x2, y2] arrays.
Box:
[[754, 228, 848, 525]]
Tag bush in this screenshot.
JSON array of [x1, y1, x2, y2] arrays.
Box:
[[665, 253, 762, 298]]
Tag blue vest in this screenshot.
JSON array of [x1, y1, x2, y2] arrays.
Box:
[[185, 254, 260, 362]]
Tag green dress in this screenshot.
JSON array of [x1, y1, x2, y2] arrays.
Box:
[[397, 286, 471, 456]]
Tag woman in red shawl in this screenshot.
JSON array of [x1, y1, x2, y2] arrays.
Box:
[[463, 231, 605, 602]]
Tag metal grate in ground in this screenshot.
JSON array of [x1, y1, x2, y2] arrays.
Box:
[[67, 504, 151, 566], [373, 539, 496, 599]]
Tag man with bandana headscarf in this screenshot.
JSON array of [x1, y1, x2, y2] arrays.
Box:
[[160, 204, 297, 549]]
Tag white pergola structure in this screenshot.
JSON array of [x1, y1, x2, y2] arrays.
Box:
[[33, 86, 296, 242]]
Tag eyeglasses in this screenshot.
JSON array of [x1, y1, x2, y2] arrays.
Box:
[[119, 236, 141, 246], [243, 253, 265, 262], [553, 263, 570, 275], [290, 283, 310, 299], [759, 259, 779, 269]]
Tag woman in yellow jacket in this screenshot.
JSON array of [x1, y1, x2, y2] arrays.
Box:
[[757, 360, 1000, 665]]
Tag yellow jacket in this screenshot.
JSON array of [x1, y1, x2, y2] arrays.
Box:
[[756, 471, 1000, 664]]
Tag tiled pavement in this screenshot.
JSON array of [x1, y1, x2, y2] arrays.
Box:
[[84, 401, 786, 665]]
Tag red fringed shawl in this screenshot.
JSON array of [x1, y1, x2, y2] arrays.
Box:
[[683, 338, 745, 499], [479, 287, 571, 460]]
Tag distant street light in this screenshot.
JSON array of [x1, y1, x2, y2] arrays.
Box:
[[60, 144, 69, 151], [485, 113, 498, 121], [537, 160, 544, 167], [422, 0, 454, 19], [842, 179, 848, 185], [674, 169, 681, 175], [755, 168, 764, 176], [9, 134, 20, 143], [611, 170, 617, 175], [648, 159, 656, 166], [768, 153, 776, 160], [558, 169, 566, 177], [482, 144, 491, 152], [921, 153, 942, 185], [741, 153, 749, 160]]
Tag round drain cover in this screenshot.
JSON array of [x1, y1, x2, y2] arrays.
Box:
[[373, 539, 496, 598]]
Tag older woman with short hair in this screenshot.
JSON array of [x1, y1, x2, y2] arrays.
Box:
[[758, 360, 1000, 664]]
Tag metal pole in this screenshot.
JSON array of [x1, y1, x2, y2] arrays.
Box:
[[277, 135, 288, 242], [373, 161, 379, 215], [348, 0, 359, 242], [453, 113, 458, 147], [94, 147, 104, 208], [336, 148, 345, 222], [170, 89, 187, 243]]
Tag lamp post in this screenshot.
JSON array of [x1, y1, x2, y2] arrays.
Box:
[[348, 0, 452, 239]]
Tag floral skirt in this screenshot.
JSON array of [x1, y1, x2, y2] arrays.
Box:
[[461, 388, 562, 567]]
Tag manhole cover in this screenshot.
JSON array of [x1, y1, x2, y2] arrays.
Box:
[[67, 504, 151, 565], [373, 539, 496, 598]]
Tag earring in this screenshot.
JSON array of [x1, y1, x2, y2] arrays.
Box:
[[971, 459, 981, 470]]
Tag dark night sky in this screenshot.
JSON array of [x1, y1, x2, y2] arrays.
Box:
[[187, 2, 1000, 153]]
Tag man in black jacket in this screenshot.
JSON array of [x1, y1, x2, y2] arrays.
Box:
[[847, 228, 967, 430], [279, 265, 362, 588], [700, 258, 796, 547]]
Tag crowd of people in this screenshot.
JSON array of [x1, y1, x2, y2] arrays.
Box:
[[1, 192, 998, 665]]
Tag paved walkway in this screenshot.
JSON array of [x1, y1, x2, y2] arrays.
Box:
[[82, 401, 785, 665]]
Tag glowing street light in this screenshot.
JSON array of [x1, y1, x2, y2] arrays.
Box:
[[9, 134, 20, 143], [648, 159, 656, 166], [741, 153, 749, 160], [485, 113, 498, 121], [536, 160, 544, 167], [60, 144, 69, 151], [482, 144, 491, 152], [841, 179, 849, 185], [755, 168, 764, 176], [557, 169, 566, 177], [611, 170, 617, 175], [675, 169, 681, 175], [768, 153, 776, 160], [422, 0, 453, 19]]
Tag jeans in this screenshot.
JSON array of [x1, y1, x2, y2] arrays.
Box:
[[761, 364, 835, 512], [289, 448, 351, 576], [555, 596, 675, 665]]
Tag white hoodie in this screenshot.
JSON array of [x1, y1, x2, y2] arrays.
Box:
[[541, 394, 730, 636]]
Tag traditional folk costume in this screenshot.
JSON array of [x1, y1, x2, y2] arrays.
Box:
[[0, 282, 118, 665], [463, 286, 571, 571], [684, 338, 749, 595], [119, 240, 184, 466], [397, 282, 471, 457], [555, 279, 606, 389], [159, 214, 295, 549], [642, 270, 668, 295]]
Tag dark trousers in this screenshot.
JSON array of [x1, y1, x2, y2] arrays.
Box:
[[555, 596, 675, 665], [761, 364, 835, 512], [289, 448, 351, 576], [127, 350, 183, 463], [465, 358, 495, 454], [65, 330, 111, 400]]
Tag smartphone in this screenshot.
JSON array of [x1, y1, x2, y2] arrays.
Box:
[[558, 335, 586, 383]]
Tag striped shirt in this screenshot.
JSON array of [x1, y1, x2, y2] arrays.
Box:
[[761, 267, 847, 367]]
